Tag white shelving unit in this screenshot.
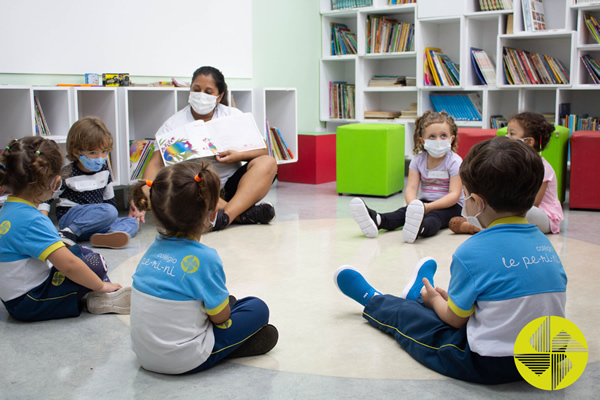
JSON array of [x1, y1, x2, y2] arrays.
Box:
[[252, 88, 298, 165], [0, 85, 297, 186], [320, 0, 600, 158]]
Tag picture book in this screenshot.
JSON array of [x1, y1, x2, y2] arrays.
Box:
[[522, 0, 546, 32], [155, 113, 265, 167], [129, 139, 155, 181]]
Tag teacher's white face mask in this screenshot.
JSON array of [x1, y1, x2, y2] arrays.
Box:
[[189, 92, 218, 115]]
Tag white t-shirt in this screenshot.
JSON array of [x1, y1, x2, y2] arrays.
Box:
[[409, 151, 464, 207], [155, 104, 243, 185]]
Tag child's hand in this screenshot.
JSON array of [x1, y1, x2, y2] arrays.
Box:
[[129, 200, 146, 224], [99, 282, 123, 293], [421, 278, 442, 309], [435, 287, 449, 301]]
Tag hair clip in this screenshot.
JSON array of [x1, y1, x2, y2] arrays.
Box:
[[145, 180, 153, 187], [5, 146, 9, 150], [194, 174, 203, 182], [36, 150, 41, 154]]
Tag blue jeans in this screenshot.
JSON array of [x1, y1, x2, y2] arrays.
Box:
[[184, 296, 270, 374], [363, 294, 522, 384], [58, 204, 138, 240]]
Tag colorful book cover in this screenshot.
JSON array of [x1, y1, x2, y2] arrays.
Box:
[[155, 113, 265, 167]]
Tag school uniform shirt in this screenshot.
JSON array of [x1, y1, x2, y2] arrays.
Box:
[[539, 157, 564, 234], [155, 104, 243, 185], [130, 235, 230, 374], [447, 217, 567, 357], [0, 197, 65, 302], [38, 162, 116, 221], [409, 151, 464, 207]]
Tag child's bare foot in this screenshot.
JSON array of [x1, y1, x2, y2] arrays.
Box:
[[449, 217, 481, 235]]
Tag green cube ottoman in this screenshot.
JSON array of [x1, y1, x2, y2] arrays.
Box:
[[336, 123, 405, 196], [497, 125, 569, 203]]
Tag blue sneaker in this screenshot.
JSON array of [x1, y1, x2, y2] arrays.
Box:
[[334, 265, 382, 306], [400, 257, 437, 301]]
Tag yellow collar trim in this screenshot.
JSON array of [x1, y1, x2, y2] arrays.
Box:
[[488, 216, 529, 228], [6, 196, 36, 208]]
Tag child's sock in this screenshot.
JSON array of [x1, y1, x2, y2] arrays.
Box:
[[400, 257, 437, 301], [334, 265, 382, 306], [350, 198, 381, 238]]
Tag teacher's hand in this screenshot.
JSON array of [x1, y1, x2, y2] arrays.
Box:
[[215, 150, 240, 164]]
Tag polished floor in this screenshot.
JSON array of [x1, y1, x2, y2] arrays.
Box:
[[1, 181, 599, 399]]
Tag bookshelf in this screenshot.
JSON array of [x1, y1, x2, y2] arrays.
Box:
[[0, 85, 297, 187], [320, 0, 600, 158]]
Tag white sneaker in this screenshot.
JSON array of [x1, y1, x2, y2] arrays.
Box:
[[403, 200, 425, 243], [86, 286, 132, 315], [349, 198, 379, 238]]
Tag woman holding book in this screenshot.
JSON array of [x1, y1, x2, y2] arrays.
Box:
[[129, 66, 277, 231]]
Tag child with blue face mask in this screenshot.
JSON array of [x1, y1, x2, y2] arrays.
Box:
[[39, 117, 138, 249], [350, 111, 464, 243]]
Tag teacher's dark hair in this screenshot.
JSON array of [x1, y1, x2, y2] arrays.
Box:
[[192, 66, 229, 106]]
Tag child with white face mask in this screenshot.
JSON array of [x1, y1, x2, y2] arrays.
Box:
[[39, 117, 138, 249], [350, 111, 464, 243]]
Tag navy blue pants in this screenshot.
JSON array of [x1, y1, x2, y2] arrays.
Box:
[[184, 296, 270, 374], [2, 245, 109, 322], [363, 294, 522, 384]]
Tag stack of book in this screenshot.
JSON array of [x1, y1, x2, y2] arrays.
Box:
[[129, 140, 155, 181], [490, 115, 508, 129], [522, 0, 546, 32], [398, 102, 418, 120], [329, 81, 355, 119], [364, 111, 402, 119], [424, 47, 460, 86], [406, 77, 417, 86], [581, 54, 600, 84], [561, 113, 600, 132], [577, 0, 600, 3], [478, 0, 512, 11], [388, 0, 415, 4], [331, 23, 357, 55], [503, 47, 569, 85], [34, 96, 51, 136], [429, 93, 483, 122], [584, 14, 600, 44], [331, 1, 372, 11], [471, 48, 497, 86], [265, 121, 293, 162], [366, 16, 414, 53], [368, 75, 406, 87]]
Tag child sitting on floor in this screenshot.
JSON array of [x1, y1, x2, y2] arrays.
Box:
[[129, 160, 278, 375], [334, 136, 567, 384], [0, 136, 130, 322], [40, 117, 138, 249], [450, 112, 563, 235], [350, 111, 463, 243]]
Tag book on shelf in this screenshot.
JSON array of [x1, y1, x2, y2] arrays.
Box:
[[331, 0, 373, 10], [478, 0, 512, 11], [406, 76, 416, 86], [503, 47, 569, 85], [364, 110, 403, 119], [490, 115, 508, 129], [576, 0, 600, 4], [395, 102, 418, 120], [129, 139, 155, 181], [471, 48, 497, 86], [155, 113, 265, 167], [584, 14, 600, 44], [388, 0, 415, 4], [33, 96, 51, 136], [424, 47, 460, 86], [366, 16, 414, 54], [331, 23, 357, 56], [560, 113, 600, 132], [368, 75, 406, 87], [429, 93, 483, 122], [521, 0, 546, 32], [265, 120, 293, 162], [581, 54, 600, 84], [329, 81, 355, 119]]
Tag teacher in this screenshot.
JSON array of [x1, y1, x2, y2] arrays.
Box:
[[129, 66, 278, 231]]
